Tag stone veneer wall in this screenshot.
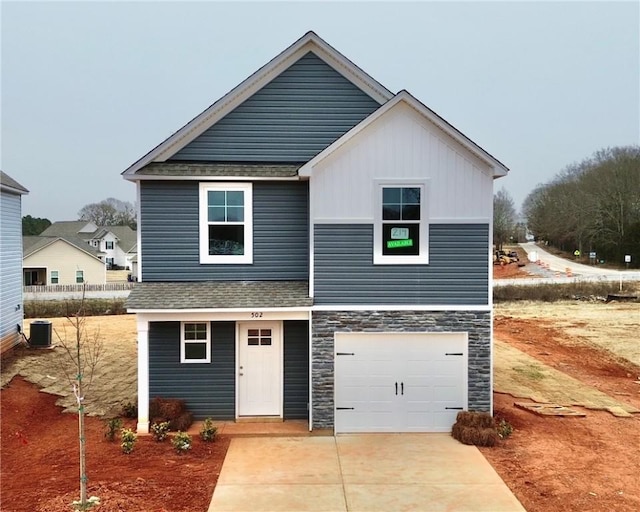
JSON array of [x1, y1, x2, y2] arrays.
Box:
[[311, 310, 492, 430]]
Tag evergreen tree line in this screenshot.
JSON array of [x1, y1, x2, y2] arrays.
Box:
[[523, 146, 640, 267]]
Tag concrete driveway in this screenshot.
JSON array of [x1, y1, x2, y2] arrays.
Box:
[[208, 434, 526, 512]]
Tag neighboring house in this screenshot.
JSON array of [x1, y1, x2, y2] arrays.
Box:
[[123, 32, 508, 434], [1, 171, 29, 354], [23, 236, 106, 286], [40, 221, 136, 269]]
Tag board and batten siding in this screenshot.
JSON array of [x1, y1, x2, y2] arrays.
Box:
[[0, 190, 23, 352], [140, 181, 309, 281], [169, 52, 381, 163], [314, 224, 489, 305], [283, 320, 309, 420], [149, 321, 236, 419], [309, 102, 494, 223]]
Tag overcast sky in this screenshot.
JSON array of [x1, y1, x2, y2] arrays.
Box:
[[2, 1, 638, 222]]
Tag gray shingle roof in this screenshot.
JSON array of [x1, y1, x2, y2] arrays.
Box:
[[0, 171, 28, 194], [40, 221, 96, 238], [23, 236, 103, 258], [136, 162, 301, 178], [126, 281, 312, 310]]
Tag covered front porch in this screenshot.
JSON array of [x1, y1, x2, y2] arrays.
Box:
[[126, 281, 313, 434]]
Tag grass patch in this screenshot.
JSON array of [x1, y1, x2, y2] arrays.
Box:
[[513, 364, 546, 381], [24, 298, 128, 318], [493, 281, 640, 302]]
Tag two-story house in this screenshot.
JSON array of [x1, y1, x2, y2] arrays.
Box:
[[124, 32, 508, 434]]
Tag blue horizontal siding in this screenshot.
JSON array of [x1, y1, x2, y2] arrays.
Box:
[[149, 321, 235, 419], [314, 224, 489, 305], [169, 52, 381, 162], [283, 320, 309, 419], [140, 181, 308, 281]]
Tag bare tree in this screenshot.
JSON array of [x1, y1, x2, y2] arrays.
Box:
[[493, 188, 517, 250], [78, 198, 136, 228], [54, 295, 103, 510]]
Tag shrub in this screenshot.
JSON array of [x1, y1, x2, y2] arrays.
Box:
[[200, 418, 218, 442], [172, 431, 192, 454], [104, 418, 123, 442], [150, 421, 170, 442], [493, 281, 639, 303], [121, 428, 137, 454], [24, 298, 128, 319], [149, 397, 193, 431], [121, 402, 137, 419], [496, 419, 514, 439]]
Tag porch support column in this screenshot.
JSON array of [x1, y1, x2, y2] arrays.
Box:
[[136, 318, 149, 434]]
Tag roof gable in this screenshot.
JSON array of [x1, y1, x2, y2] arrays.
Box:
[[123, 31, 394, 178], [0, 171, 28, 195], [299, 91, 509, 179], [23, 236, 104, 261], [167, 52, 382, 163]]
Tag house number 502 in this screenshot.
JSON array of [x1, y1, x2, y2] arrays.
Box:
[[251, 312, 263, 318]]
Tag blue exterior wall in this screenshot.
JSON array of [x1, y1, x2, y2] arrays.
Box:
[[314, 224, 489, 305], [1, 190, 23, 352], [283, 320, 309, 419], [149, 321, 236, 419], [169, 52, 381, 162], [148, 320, 310, 420], [140, 180, 309, 281]]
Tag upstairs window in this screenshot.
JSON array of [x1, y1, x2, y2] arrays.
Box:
[[199, 183, 253, 264], [374, 182, 428, 265], [105, 241, 114, 250]]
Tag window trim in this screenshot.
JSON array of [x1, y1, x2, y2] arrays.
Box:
[[180, 321, 211, 364], [199, 182, 253, 264], [50, 270, 59, 284], [373, 180, 429, 265], [75, 270, 84, 283]]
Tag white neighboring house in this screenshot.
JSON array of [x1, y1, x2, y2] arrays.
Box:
[[1, 171, 28, 354], [39, 221, 137, 270], [23, 236, 106, 286]]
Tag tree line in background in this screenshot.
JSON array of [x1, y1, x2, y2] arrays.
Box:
[[22, 198, 136, 235], [493, 145, 639, 267]]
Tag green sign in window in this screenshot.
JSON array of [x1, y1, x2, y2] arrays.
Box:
[[387, 239, 414, 249]]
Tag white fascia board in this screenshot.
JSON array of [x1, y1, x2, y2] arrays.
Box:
[[126, 175, 302, 182], [311, 304, 492, 312], [128, 308, 311, 322], [300, 91, 509, 179], [25, 237, 104, 264], [122, 32, 393, 179]]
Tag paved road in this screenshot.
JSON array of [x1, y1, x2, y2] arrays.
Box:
[[494, 243, 640, 287]]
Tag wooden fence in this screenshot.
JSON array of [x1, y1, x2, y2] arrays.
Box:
[[24, 283, 136, 294]]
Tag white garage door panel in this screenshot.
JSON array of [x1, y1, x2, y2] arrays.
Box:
[[335, 333, 468, 433]]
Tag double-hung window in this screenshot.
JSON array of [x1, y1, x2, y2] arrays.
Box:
[[374, 181, 428, 264], [76, 270, 84, 283], [51, 270, 59, 284], [105, 241, 114, 250], [199, 183, 253, 264], [181, 322, 211, 363]]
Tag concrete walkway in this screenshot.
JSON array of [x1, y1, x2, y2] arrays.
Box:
[[209, 434, 526, 512]]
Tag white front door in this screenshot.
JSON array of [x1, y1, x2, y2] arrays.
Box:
[[238, 322, 282, 417]]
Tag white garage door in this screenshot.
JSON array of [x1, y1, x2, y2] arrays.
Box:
[[335, 332, 468, 433]]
